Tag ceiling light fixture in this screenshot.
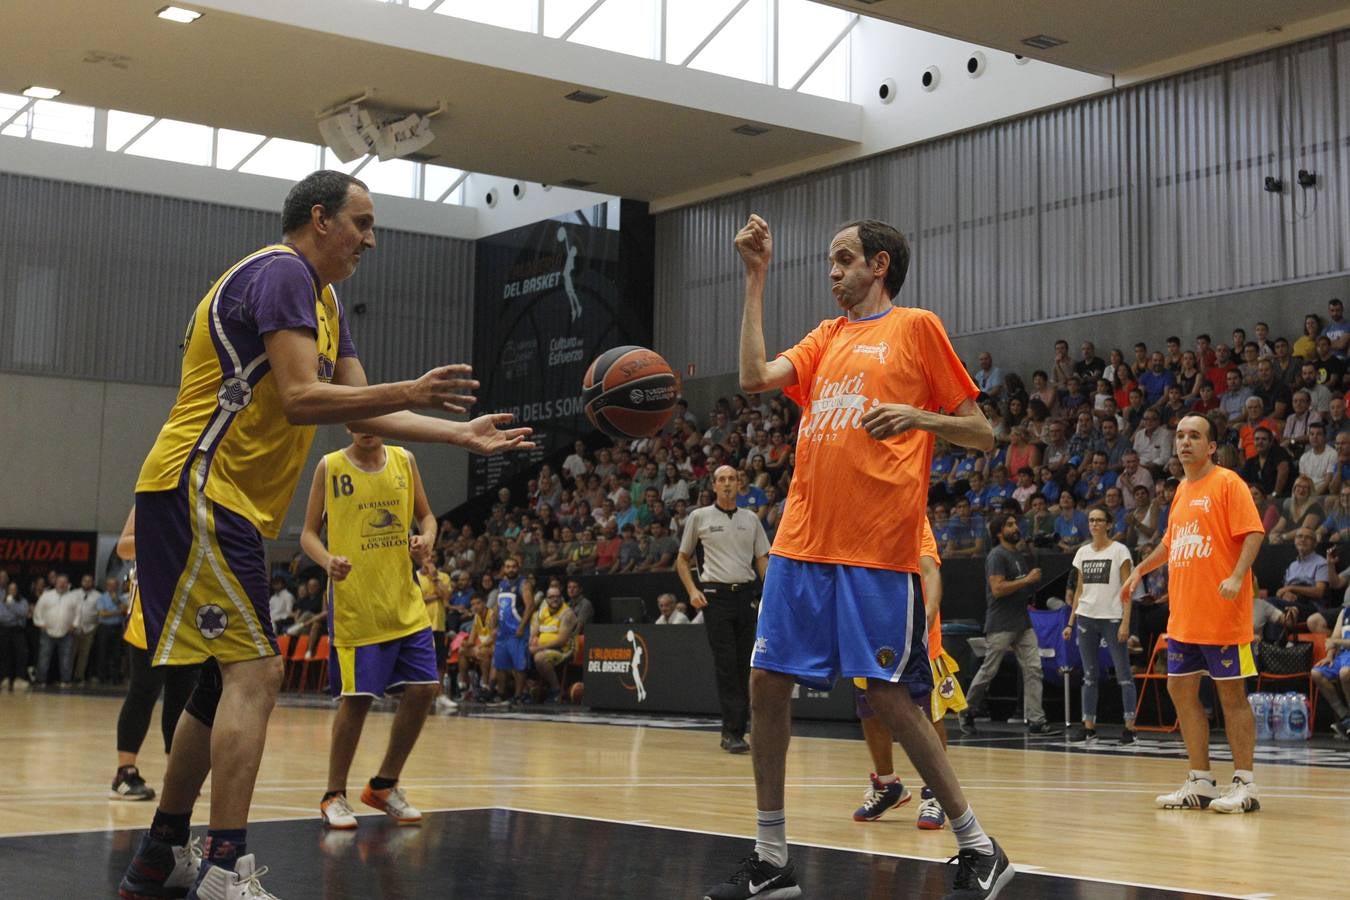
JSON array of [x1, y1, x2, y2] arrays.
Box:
[[156, 6, 203, 24], [22, 86, 61, 100]]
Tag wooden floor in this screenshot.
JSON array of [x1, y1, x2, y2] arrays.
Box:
[[2, 691, 1345, 898]]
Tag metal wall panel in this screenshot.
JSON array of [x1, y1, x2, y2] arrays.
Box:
[[655, 29, 1350, 377], [0, 173, 475, 387]]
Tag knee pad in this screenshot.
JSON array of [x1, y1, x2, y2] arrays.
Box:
[[184, 659, 223, 728]]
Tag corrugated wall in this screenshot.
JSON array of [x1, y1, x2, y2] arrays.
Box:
[[656, 31, 1350, 377], [0, 173, 475, 387]]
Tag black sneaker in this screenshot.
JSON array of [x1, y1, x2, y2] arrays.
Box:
[[110, 766, 156, 801], [704, 854, 801, 900], [720, 732, 750, 754], [1027, 721, 1060, 736], [944, 838, 1015, 899], [1331, 717, 1350, 741], [1066, 724, 1096, 744], [1117, 729, 1137, 746], [957, 710, 977, 736]]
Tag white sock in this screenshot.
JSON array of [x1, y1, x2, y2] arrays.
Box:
[[875, 772, 898, 784], [1189, 769, 1214, 783], [1233, 769, 1254, 785], [950, 806, 995, 856], [754, 809, 787, 867]]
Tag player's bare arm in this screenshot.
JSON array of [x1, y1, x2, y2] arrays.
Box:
[[1219, 532, 1265, 599], [299, 457, 351, 581], [335, 357, 534, 454], [735, 214, 797, 393], [1121, 541, 1169, 602], [407, 452, 438, 562], [861, 397, 994, 451], [264, 328, 478, 424]]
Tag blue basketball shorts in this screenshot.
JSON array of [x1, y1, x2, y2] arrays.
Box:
[[493, 633, 529, 672], [753, 556, 931, 698]]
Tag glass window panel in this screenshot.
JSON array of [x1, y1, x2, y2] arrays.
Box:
[[423, 163, 465, 202], [321, 147, 372, 175], [435, 0, 537, 32], [777, 0, 851, 88], [569, 0, 659, 60], [238, 138, 323, 180], [27, 100, 95, 148], [217, 129, 267, 169], [687, 0, 769, 84], [106, 110, 155, 152], [795, 36, 848, 100], [355, 156, 419, 198], [543, 0, 593, 38], [666, 0, 738, 64], [124, 117, 213, 165]]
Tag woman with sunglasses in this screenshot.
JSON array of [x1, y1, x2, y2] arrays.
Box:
[[1062, 507, 1138, 745]]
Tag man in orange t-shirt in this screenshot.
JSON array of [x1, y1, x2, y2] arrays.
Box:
[[704, 216, 1011, 900], [1122, 414, 1265, 816]]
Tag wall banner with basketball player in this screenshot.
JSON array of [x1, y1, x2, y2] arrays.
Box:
[[469, 200, 654, 497], [0, 527, 98, 582]]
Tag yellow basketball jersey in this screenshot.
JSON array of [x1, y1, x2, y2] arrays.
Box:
[[136, 245, 345, 538], [535, 602, 574, 654], [324, 445, 429, 647], [417, 570, 450, 632], [472, 611, 494, 642], [122, 569, 147, 651]]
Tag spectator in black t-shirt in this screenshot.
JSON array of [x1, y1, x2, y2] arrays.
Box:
[[1314, 335, 1345, 390], [1241, 427, 1292, 497], [1074, 340, 1107, 383], [1253, 358, 1292, 421]]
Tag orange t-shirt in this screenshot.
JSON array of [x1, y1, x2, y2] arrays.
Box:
[[1162, 465, 1265, 645], [920, 519, 943, 661], [775, 306, 978, 573]]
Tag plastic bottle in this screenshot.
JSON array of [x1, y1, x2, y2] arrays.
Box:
[[1273, 693, 1292, 741], [1250, 693, 1272, 741], [1287, 693, 1310, 741]]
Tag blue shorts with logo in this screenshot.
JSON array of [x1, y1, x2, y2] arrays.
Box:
[[753, 556, 931, 698], [329, 627, 439, 698], [1166, 638, 1256, 680], [493, 633, 529, 672]]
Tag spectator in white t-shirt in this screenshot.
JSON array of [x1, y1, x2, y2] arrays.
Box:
[[654, 592, 690, 625], [268, 575, 296, 632], [1062, 510, 1137, 745], [1299, 421, 1336, 494]]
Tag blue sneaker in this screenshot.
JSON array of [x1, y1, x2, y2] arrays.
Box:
[[853, 773, 911, 821], [119, 833, 201, 899], [916, 786, 946, 830]]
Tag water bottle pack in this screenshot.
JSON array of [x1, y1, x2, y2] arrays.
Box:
[[1247, 692, 1310, 741]]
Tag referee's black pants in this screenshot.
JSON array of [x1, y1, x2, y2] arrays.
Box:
[[702, 590, 757, 738]]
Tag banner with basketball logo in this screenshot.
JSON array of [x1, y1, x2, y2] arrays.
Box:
[[469, 200, 653, 496]]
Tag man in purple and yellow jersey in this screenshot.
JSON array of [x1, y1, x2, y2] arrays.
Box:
[[120, 170, 532, 900]]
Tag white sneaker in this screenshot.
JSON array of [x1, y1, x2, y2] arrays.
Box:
[[189, 854, 278, 899], [1155, 776, 1219, 809], [166, 837, 204, 891], [434, 695, 458, 715], [360, 783, 422, 824], [320, 793, 358, 829], [1209, 777, 1260, 814]]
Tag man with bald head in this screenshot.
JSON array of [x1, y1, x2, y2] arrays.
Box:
[[676, 465, 770, 754]]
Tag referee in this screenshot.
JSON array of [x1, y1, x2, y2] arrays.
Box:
[[676, 465, 770, 753]]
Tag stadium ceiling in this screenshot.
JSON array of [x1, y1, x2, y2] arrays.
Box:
[[818, 0, 1350, 81], [1, 0, 862, 202]]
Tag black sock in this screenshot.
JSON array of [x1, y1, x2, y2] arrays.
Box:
[[203, 829, 247, 871], [148, 809, 190, 846], [369, 776, 397, 791]]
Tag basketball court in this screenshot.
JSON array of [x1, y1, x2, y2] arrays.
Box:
[[3, 692, 1345, 897]]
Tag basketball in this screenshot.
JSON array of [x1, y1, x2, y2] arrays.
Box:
[[569, 682, 585, 705], [581, 345, 680, 440]]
